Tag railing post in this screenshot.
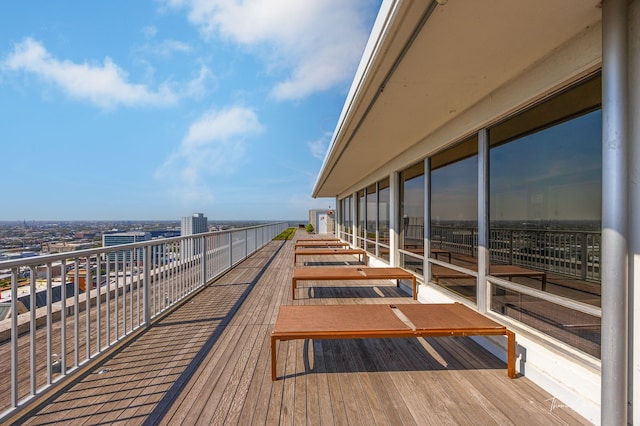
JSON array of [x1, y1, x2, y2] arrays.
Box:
[[10, 268, 18, 409], [29, 267, 36, 395], [228, 231, 233, 268], [46, 263, 53, 385], [580, 232, 588, 281], [60, 260, 67, 374], [144, 245, 151, 325], [509, 230, 514, 265], [201, 235, 207, 286], [85, 257, 91, 359]]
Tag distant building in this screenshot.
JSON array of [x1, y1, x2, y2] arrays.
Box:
[[308, 209, 335, 235], [43, 242, 94, 254], [181, 213, 208, 236], [149, 230, 180, 239], [181, 213, 208, 259], [0, 251, 38, 261], [102, 232, 151, 262]]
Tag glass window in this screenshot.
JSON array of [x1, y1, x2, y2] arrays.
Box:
[[357, 189, 366, 248], [430, 136, 478, 301], [489, 74, 601, 357], [366, 184, 377, 255], [378, 178, 390, 261], [340, 196, 352, 242], [399, 162, 424, 274]]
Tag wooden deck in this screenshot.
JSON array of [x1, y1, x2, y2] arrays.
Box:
[[10, 232, 589, 425]]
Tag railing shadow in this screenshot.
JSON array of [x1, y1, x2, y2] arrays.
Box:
[[142, 239, 286, 425]]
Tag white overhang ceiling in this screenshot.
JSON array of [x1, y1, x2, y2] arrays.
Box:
[[312, 0, 602, 198]]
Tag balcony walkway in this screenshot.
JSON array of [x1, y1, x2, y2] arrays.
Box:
[[11, 231, 588, 425]]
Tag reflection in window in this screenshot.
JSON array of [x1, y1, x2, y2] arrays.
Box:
[[491, 285, 600, 358], [357, 190, 365, 248], [430, 136, 478, 263], [431, 263, 477, 303], [400, 162, 424, 274], [340, 196, 352, 242], [489, 110, 601, 299], [489, 74, 602, 357], [378, 178, 390, 261], [366, 184, 377, 255]]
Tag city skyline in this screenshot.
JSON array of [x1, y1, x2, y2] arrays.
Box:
[[0, 1, 380, 221]]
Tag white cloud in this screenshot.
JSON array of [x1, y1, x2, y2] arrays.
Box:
[[184, 64, 215, 99], [307, 131, 332, 160], [155, 106, 263, 202], [142, 25, 159, 39], [151, 39, 193, 57], [1, 38, 179, 109], [139, 25, 192, 57], [161, 0, 375, 100]]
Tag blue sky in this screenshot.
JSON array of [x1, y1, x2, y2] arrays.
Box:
[[0, 0, 381, 221]]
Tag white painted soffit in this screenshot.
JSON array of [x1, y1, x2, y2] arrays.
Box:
[[312, 0, 602, 198]]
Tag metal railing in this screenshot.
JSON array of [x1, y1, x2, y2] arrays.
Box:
[[430, 225, 601, 282], [340, 223, 600, 282], [0, 222, 288, 419]]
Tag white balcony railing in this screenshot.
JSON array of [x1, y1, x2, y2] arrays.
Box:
[[0, 222, 288, 419]]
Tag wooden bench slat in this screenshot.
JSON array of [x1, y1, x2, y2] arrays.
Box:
[[271, 303, 516, 381], [293, 248, 368, 266], [292, 267, 417, 300]]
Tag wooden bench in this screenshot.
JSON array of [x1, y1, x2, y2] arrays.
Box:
[[432, 264, 547, 290], [400, 247, 452, 263], [294, 241, 351, 248], [291, 266, 417, 299], [431, 248, 451, 263], [296, 237, 340, 242], [271, 303, 516, 380], [293, 248, 368, 265]]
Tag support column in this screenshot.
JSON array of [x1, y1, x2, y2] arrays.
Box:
[[389, 172, 399, 267], [601, 0, 629, 424], [477, 128, 489, 313], [629, 0, 639, 423], [335, 196, 339, 236], [424, 158, 431, 293], [351, 191, 357, 246]]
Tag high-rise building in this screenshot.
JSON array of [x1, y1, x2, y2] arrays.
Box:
[[181, 213, 208, 236], [180, 213, 208, 259]]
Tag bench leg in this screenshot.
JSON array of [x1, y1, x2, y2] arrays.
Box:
[[507, 330, 516, 378], [271, 336, 278, 381], [412, 277, 417, 300], [292, 278, 297, 299]]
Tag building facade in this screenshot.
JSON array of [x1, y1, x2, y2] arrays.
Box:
[[181, 213, 208, 236], [313, 1, 638, 423], [181, 213, 208, 259], [308, 209, 335, 235], [102, 231, 151, 262]]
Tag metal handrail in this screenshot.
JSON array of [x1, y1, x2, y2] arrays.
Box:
[[0, 222, 288, 420]]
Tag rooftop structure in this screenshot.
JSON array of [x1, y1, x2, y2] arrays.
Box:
[[313, 0, 638, 424], [0, 230, 588, 424]]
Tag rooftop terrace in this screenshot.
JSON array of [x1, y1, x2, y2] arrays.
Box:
[[3, 230, 588, 424]]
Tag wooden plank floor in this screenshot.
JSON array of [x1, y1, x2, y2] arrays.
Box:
[[14, 232, 589, 425]]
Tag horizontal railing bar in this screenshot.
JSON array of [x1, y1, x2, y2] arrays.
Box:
[[487, 276, 601, 318]]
